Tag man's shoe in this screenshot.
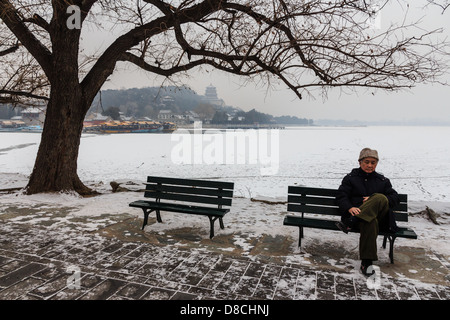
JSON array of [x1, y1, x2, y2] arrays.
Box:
[[360, 264, 375, 277], [360, 260, 375, 277], [335, 221, 350, 234]]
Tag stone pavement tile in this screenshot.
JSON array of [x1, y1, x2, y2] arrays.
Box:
[[211, 257, 234, 272], [272, 267, 299, 300], [335, 274, 357, 300], [392, 279, 420, 300], [158, 279, 191, 293], [0, 262, 47, 287], [354, 280, 377, 300], [234, 275, 260, 297], [244, 262, 265, 278], [415, 286, 441, 300], [0, 277, 46, 300], [114, 282, 152, 299], [216, 269, 243, 293], [141, 287, 176, 300], [316, 288, 335, 300], [29, 274, 69, 299], [294, 269, 316, 299], [51, 286, 91, 300], [316, 272, 335, 292], [50, 274, 106, 300], [78, 278, 127, 300], [181, 268, 207, 286], [171, 291, 198, 300], [253, 266, 283, 300], [197, 270, 225, 290], [375, 278, 400, 300], [436, 286, 450, 299], [0, 258, 30, 274]]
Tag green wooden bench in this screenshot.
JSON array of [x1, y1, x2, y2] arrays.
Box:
[[129, 176, 234, 239], [283, 186, 417, 263]]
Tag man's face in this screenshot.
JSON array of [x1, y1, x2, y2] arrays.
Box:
[[359, 157, 378, 173]]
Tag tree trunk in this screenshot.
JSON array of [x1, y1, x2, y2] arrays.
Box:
[[25, 16, 94, 196], [25, 87, 93, 196]]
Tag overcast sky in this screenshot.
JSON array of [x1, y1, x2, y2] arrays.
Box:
[[95, 1, 450, 123]]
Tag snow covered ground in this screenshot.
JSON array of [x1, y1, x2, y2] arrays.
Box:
[[0, 127, 449, 275]]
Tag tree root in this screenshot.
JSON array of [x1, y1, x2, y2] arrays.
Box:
[[411, 206, 441, 225]]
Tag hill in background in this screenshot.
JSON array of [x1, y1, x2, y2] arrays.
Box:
[[89, 86, 312, 125]]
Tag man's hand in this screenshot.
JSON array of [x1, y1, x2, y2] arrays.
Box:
[[349, 207, 361, 216]]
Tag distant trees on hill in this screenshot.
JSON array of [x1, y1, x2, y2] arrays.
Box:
[[211, 108, 311, 125], [91, 87, 312, 125], [90, 86, 202, 119]]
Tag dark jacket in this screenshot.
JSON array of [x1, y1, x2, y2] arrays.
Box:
[[336, 168, 400, 231]]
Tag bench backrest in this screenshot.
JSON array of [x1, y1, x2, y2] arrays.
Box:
[[287, 186, 408, 222], [144, 176, 234, 208]]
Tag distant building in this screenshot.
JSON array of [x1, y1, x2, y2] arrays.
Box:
[[157, 109, 174, 120], [202, 84, 225, 107], [157, 109, 193, 125], [84, 112, 112, 125], [160, 95, 175, 108], [21, 107, 46, 125]]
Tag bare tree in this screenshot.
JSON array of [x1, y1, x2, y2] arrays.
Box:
[[0, 26, 49, 104], [0, 0, 448, 195], [427, 0, 450, 13]]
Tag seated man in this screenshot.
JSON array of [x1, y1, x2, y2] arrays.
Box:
[[336, 148, 399, 276]]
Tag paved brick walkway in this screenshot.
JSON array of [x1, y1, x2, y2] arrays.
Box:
[[1, 222, 448, 302]]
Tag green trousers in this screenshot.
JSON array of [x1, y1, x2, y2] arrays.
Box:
[[356, 193, 389, 261]]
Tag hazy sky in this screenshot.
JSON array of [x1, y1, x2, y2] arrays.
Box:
[[95, 1, 450, 123]]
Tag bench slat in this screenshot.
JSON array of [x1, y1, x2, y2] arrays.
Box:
[[287, 203, 341, 216], [393, 212, 408, 222], [288, 186, 339, 197], [129, 200, 229, 217], [147, 176, 234, 190], [144, 191, 232, 206], [288, 195, 337, 206], [288, 195, 407, 213], [288, 204, 408, 221], [283, 215, 339, 230], [145, 183, 233, 198], [288, 186, 407, 203]]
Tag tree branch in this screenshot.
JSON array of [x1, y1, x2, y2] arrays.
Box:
[[0, 0, 52, 76], [0, 42, 19, 56], [0, 89, 49, 102]]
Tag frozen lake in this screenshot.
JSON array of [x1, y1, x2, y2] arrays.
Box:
[[1, 126, 449, 202]]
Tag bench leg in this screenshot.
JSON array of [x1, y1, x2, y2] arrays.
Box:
[[155, 210, 162, 223], [388, 236, 396, 264], [382, 235, 396, 264], [298, 227, 303, 248], [141, 209, 153, 230], [207, 216, 225, 239], [141, 209, 161, 230], [208, 216, 216, 239]]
